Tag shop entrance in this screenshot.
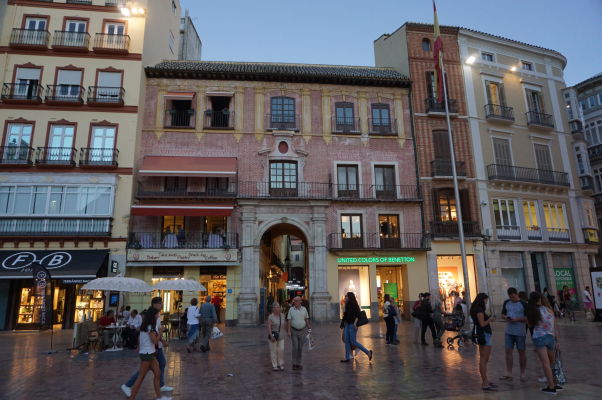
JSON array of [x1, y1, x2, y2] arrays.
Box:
[[437, 255, 477, 312], [377, 266, 405, 316], [259, 223, 308, 317]]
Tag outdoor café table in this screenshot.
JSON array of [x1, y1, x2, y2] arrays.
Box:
[[104, 324, 126, 351]]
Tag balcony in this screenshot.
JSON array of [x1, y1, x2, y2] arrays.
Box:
[[35, 147, 76, 166], [333, 184, 419, 201], [368, 118, 397, 136], [79, 148, 119, 167], [588, 144, 602, 163], [484, 104, 514, 122], [52, 31, 90, 51], [45, 85, 84, 105], [93, 33, 130, 54], [0, 217, 112, 236], [526, 111, 554, 129], [487, 164, 569, 187], [431, 221, 480, 238], [165, 109, 195, 128], [1, 83, 44, 103], [105, 0, 128, 5], [547, 228, 570, 242], [332, 117, 360, 134], [87, 86, 125, 106], [9, 29, 50, 50], [526, 226, 543, 240], [496, 225, 521, 240], [67, 0, 92, 4], [238, 181, 331, 200], [425, 97, 458, 115], [127, 231, 238, 249], [431, 159, 467, 178], [0, 146, 34, 165], [203, 110, 234, 129], [327, 232, 430, 250], [137, 182, 237, 199], [583, 228, 599, 244], [265, 114, 299, 131]]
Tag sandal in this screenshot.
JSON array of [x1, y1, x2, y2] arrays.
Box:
[[499, 376, 513, 381]]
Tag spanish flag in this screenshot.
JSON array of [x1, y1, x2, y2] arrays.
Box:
[[433, 1, 444, 102]]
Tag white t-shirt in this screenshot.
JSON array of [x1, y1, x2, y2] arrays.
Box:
[[156, 314, 163, 349], [187, 306, 200, 325], [383, 301, 391, 318], [583, 290, 593, 303], [122, 310, 131, 320], [128, 314, 142, 329], [139, 324, 156, 355]]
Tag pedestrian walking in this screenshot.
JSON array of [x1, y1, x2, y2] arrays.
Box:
[[470, 293, 497, 391], [185, 298, 200, 353], [411, 293, 423, 344], [340, 292, 373, 363], [383, 294, 396, 344], [500, 287, 528, 382], [432, 294, 444, 346], [267, 302, 286, 371], [127, 308, 171, 400], [526, 291, 563, 395], [419, 293, 439, 347], [199, 295, 217, 352], [391, 297, 401, 344], [121, 297, 173, 398], [562, 286, 576, 321], [211, 294, 222, 323], [286, 296, 311, 370]]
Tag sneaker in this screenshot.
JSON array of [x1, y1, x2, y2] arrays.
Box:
[[121, 384, 131, 397], [160, 385, 173, 392], [554, 385, 564, 391], [541, 387, 557, 395], [538, 377, 548, 383]]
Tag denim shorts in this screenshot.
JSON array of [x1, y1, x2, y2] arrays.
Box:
[[533, 334, 555, 350], [483, 332, 492, 346], [505, 334, 526, 350]]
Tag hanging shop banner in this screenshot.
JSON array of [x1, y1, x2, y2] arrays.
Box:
[[591, 270, 602, 310], [31, 262, 53, 331], [554, 267, 577, 304]]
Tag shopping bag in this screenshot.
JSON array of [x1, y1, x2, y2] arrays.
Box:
[[305, 332, 315, 351], [552, 349, 567, 385], [211, 326, 224, 340]]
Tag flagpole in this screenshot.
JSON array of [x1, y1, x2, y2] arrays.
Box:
[[440, 59, 472, 306]]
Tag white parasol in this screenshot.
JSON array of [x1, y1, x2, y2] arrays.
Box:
[[81, 275, 153, 293], [152, 278, 206, 292]]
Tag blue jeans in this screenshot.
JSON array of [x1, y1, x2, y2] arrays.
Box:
[[126, 347, 166, 388], [344, 322, 369, 360], [187, 324, 199, 344]]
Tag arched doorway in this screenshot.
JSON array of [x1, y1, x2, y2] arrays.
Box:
[[259, 223, 308, 320]]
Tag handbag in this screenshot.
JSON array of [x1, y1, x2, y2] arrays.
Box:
[[356, 310, 369, 327], [271, 315, 282, 340], [211, 326, 224, 340], [552, 349, 567, 385]]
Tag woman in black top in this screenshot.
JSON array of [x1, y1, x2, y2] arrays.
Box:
[[340, 292, 373, 362], [470, 293, 497, 391]]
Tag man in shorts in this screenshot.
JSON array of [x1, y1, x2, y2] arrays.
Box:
[[500, 287, 527, 381]]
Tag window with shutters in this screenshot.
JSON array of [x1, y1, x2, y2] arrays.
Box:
[[336, 165, 358, 198], [493, 199, 520, 239], [525, 89, 544, 113], [374, 165, 396, 199], [55, 69, 82, 99], [493, 138, 512, 165], [485, 81, 506, 106], [534, 143, 554, 183]]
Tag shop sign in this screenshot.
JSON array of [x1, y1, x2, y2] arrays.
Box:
[[554, 267, 577, 303], [61, 278, 92, 284], [31, 262, 52, 331], [337, 256, 415, 264], [128, 248, 239, 263]]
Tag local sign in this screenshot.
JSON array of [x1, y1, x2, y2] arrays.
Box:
[[337, 256, 416, 264]]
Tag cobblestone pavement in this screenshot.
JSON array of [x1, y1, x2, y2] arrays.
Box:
[[0, 318, 601, 400]]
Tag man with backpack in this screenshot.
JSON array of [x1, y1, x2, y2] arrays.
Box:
[[500, 287, 528, 381]]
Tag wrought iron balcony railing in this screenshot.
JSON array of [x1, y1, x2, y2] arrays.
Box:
[[66, 0, 92, 4], [237, 181, 331, 199], [137, 182, 237, 198], [431, 159, 467, 177], [265, 114, 299, 131], [36, 147, 76, 166], [547, 228, 570, 242], [52, 31, 90, 50], [87, 86, 125, 105], [203, 110, 234, 129], [431, 221, 480, 237], [526, 111, 554, 128], [368, 118, 397, 135], [165, 109, 196, 128], [45, 85, 84, 104], [0, 217, 112, 236], [484, 104, 514, 121], [0, 146, 34, 165], [425, 97, 458, 114], [333, 183, 419, 201], [487, 164, 569, 187], [79, 148, 119, 167], [93, 33, 130, 53], [332, 117, 360, 134], [496, 225, 521, 240], [1, 83, 44, 102], [9, 29, 50, 48], [127, 231, 239, 249], [327, 232, 430, 250]]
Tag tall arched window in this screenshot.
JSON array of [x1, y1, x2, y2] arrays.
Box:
[[422, 38, 431, 52]]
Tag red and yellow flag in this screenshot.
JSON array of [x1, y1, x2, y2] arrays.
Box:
[[433, 1, 444, 102]]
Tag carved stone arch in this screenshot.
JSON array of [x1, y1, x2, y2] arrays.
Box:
[[254, 217, 313, 248]]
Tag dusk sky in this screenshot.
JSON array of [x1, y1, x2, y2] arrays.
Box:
[[181, 0, 602, 86]]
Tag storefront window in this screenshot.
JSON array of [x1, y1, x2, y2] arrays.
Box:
[[74, 288, 104, 323], [437, 255, 477, 311], [18, 287, 42, 324], [499, 252, 526, 295], [376, 266, 403, 314], [338, 266, 370, 318]]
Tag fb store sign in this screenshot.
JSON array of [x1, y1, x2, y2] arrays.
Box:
[[1, 252, 72, 270]]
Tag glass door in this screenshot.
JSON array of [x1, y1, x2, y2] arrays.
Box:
[[4, 123, 32, 161], [15, 67, 40, 99], [341, 214, 362, 249], [90, 126, 116, 163], [49, 125, 74, 161]]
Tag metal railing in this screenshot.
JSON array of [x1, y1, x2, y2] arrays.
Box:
[[265, 114, 299, 131], [425, 97, 458, 114], [93, 33, 130, 52], [127, 231, 238, 249], [526, 227, 543, 240], [496, 225, 521, 240], [105, 0, 128, 5], [238, 181, 331, 199], [332, 117, 360, 134], [165, 109, 195, 128], [487, 164, 569, 186], [431, 159, 467, 177], [0, 217, 112, 236], [368, 118, 397, 135], [333, 183, 419, 201], [52, 31, 90, 49], [36, 147, 76, 165], [588, 144, 602, 163], [0, 146, 34, 164], [547, 228, 570, 242], [67, 0, 92, 4], [431, 221, 480, 237], [88, 86, 125, 104], [203, 110, 234, 129], [327, 232, 430, 250], [45, 85, 84, 103], [80, 148, 119, 167], [1, 83, 44, 102], [484, 104, 514, 121], [9, 29, 50, 47], [137, 182, 237, 198], [526, 111, 554, 128]]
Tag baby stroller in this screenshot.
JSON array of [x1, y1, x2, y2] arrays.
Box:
[[444, 305, 471, 350]]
